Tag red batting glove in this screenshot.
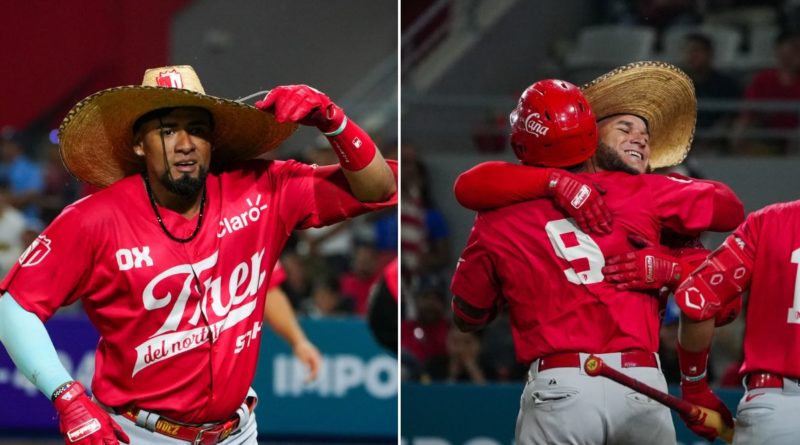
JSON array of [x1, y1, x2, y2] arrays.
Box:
[[603, 247, 682, 291], [53, 381, 129, 445], [545, 170, 612, 235], [255, 85, 343, 132], [677, 345, 734, 442]]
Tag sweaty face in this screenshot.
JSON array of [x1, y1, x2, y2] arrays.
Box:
[[134, 107, 213, 197], [595, 115, 650, 174]]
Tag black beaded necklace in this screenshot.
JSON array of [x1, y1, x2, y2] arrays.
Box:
[[142, 173, 206, 243]]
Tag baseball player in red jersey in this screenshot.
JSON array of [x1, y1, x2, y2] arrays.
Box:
[[451, 63, 744, 444], [0, 65, 396, 445], [674, 200, 800, 444]]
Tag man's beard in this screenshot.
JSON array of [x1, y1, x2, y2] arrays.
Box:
[[160, 168, 208, 198], [595, 141, 644, 175]]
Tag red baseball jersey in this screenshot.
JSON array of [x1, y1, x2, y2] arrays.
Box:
[[452, 171, 724, 365], [1, 159, 396, 423], [268, 262, 286, 290], [732, 200, 800, 378]]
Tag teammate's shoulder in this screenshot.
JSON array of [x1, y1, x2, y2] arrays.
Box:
[[751, 199, 800, 221]]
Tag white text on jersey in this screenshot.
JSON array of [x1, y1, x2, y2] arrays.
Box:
[[116, 247, 154, 270], [133, 248, 267, 376], [217, 194, 269, 238]]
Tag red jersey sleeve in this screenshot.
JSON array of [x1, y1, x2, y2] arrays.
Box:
[[0, 203, 95, 321], [731, 211, 759, 262], [275, 160, 397, 231], [647, 175, 743, 235], [453, 161, 551, 211], [268, 262, 287, 290], [450, 216, 502, 315]]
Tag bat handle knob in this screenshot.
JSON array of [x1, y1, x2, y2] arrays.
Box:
[[584, 355, 603, 376]]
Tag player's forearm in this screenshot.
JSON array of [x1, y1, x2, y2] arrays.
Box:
[[677, 313, 715, 352], [264, 288, 307, 347], [453, 161, 550, 211], [341, 152, 397, 202], [0, 293, 73, 398], [323, 111, 396, 202]]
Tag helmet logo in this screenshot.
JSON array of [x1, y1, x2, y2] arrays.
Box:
[[524, 113, 549, 138]]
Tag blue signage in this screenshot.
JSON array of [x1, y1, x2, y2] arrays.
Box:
[[254, 318, 397, 438]]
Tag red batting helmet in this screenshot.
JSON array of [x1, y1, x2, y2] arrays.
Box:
[[509, 79, 597, 167]]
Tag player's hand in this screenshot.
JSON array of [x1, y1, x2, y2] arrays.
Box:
[[255, 85, 342, 132], [293, 338, 322, 383], [545, 170, 612, 235], [53, 381, 130, 445], [715, 297, 742, 327], [680, 378, 735, 441], [603, 248, 682, 291]]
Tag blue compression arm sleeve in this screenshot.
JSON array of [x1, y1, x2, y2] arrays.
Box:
[[0, 292, 73, 398]]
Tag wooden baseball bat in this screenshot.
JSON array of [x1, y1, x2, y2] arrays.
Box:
[[584, 355, 734, 444]]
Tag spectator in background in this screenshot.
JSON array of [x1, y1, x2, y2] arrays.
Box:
[[40, 142, 78, 224], [264, 262, 322, 382], [280, 251, 313, 310], [370, 206, 398, 262], [680, 32, 741, 144], [423, 325, 487, 384], [0, 185, 26, 278], [401, 277, 449, 368], [733, 29, 800, 154], [478, 308, 528, 382], [366, 139, 398, 265], [400, 146, 450, 277], [0, 135, 43, 220], [297, 143, 356, 277], [297, 221, 354, 277], [305, 276, 354, 317], [339, 243, 382, 315]]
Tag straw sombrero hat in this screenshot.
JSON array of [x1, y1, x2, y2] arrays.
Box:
[[59, 65, 298, 188], [581, 61, 696, 169]]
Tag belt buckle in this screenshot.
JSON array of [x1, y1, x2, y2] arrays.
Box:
[[194, 421, 237, 445], [218, 423, 235, 442], [193, 424, 218, 445]]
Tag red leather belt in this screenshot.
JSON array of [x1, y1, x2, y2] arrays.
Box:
[[119, 397, 256, 445], [746, 372, 784, 390], [538, 351, 658, 372]]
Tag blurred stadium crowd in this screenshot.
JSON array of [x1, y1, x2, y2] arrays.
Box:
[[400, 0, 800, 388]]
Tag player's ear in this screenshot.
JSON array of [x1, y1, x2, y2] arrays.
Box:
[[132, 137, 145, 157]]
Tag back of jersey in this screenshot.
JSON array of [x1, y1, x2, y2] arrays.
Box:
[[738, 200, 800, 378], [454, 172, 669, 363]]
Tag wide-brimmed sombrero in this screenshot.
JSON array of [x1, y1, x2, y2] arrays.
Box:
[[581, 61, 696, 169], [59, 65, 298, 188]]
